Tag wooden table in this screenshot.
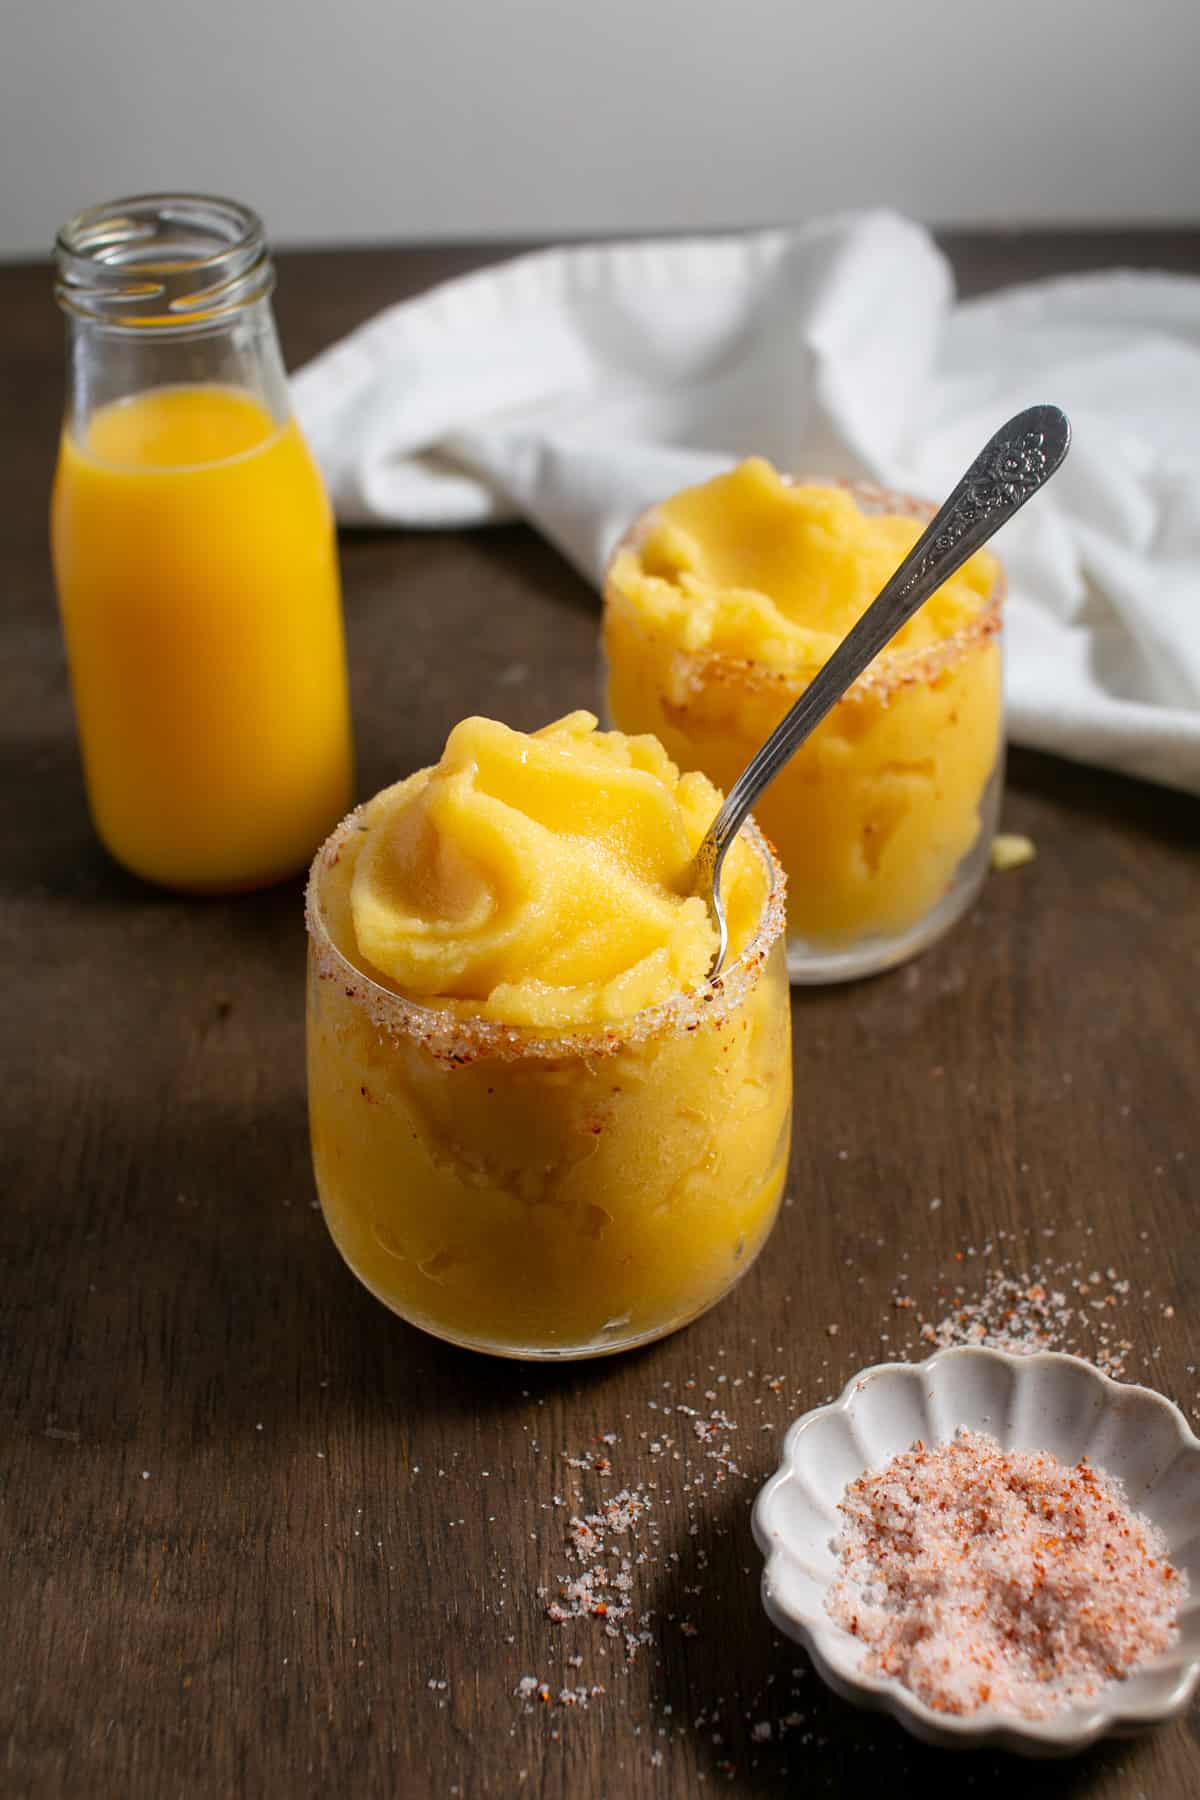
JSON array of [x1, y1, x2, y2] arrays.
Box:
[[2, 231, 1198, 1799]]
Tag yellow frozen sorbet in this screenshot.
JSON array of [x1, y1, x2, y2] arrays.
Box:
[[604, 460, 1004, 959], [338, 710, 763, 1028], [305, 712, 792, 1357]]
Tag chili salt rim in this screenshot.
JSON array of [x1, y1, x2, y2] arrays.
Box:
[[753, 1346, 1200, 1755], [605, 477, 1006, 706], [304, 811, 786, 1065]]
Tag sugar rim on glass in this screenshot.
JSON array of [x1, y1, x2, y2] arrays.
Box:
[[305, 812, 787, 1065], [605, 477, 1006, 706]]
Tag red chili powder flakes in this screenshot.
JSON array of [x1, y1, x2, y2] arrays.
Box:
[[826, 1430, 1185, 1719]]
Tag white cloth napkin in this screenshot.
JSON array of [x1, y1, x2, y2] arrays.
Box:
[[292, 211, 1200, 797]]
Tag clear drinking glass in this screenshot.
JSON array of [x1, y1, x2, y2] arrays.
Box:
[[602, 480, 1006, 984], [50, 193, 353, 893], [305, 812, 791, 1360]]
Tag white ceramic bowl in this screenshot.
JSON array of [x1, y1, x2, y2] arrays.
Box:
[[752, 1347, 1200, 1756]]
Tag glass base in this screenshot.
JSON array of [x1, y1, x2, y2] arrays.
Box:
[[786, 854, 989, 985], [332, 1228, 773, 1362]]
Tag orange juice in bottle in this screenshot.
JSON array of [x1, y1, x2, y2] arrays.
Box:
[[51, 195, 353, 893]]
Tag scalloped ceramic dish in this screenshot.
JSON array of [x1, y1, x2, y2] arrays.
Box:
[[752, 1347, 1200, 1756]]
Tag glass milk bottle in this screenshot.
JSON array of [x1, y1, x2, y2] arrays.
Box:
[[51, 193, 354, 892]]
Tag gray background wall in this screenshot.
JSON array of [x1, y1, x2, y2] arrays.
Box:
[[2, 0, 1196, 258]]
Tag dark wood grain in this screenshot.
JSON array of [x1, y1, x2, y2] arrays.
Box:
[[2, 230, 1199, 1800]]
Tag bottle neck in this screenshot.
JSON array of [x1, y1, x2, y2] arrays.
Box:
[[62, 299, 291, 442], [55, 193, 291, 443]]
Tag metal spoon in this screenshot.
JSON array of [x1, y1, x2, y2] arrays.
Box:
[[693, 403, 1071, 977]]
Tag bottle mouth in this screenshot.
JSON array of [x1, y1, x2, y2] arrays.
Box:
[[55, 193, 274, 328]]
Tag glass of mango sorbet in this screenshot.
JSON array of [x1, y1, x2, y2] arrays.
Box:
[[603, 460, 1005, 983], [305, 712, 791, 1359]]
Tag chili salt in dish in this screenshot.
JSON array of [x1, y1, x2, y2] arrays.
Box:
[[752, 1348, 1200, 1755]]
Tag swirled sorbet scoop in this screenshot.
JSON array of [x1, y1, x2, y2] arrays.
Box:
[[305, 712, 791, 1358]]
